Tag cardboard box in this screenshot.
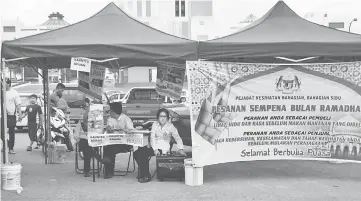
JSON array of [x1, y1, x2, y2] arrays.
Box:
[[48, 144, 67, 164]]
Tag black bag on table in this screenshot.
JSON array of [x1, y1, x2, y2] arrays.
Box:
[[156, 154, 186, 182]]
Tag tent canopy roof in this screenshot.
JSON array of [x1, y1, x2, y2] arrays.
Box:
[[199, 0, 361, 61], [2, 3, 198, 68]]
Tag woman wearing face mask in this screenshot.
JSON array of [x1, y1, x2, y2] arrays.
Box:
[[133, 108, 186, 183]]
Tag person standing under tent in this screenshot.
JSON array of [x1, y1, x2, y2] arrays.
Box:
[[20, 94, 43, 151], [2, 78, 22, 154], [50, 83, 66, 111]]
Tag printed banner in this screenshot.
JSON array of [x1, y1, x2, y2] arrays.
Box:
[[156, 61, 185, 100], [78, 64, 105, 100], [187, 61, 361, 167], [88, 133, 145, 147], [70, 57, 91, 72], [88, 104, 104, 136]]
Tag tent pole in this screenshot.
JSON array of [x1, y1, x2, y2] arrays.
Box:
[[42, 68, 48, 164], [43, 68, 50, 164], [0, 59, 3, 163], [1, 58, 9, 164]]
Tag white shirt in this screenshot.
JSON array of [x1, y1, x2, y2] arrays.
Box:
[[151, 122, 184, 152], [6, 88, 21, 115], [107, 114, 134, 130]]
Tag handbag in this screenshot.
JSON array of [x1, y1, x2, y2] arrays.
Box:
[[156, 154, 186, 182]]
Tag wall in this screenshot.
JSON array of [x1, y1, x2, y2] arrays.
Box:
[[127, 67, 157, 83], [117, 0, 214, 39], [1, 17, 67, 83]]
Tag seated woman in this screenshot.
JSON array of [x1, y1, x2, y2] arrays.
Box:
[[101, 102, 134, 179], [134, 108, 186, 183], [78, 98, 101, 177]]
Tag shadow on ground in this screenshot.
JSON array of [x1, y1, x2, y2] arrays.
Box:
[[2, 134, 361, 201]]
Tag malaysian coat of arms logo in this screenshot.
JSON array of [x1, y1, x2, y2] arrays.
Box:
[[275, 75, 301, 94]]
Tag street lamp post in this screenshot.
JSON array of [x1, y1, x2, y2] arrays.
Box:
[[349, 18, 357, 32]]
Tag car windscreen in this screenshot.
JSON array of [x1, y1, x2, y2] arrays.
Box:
[[119, 93, 125, 99]]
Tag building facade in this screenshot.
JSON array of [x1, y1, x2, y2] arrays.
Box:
[[1, 13, 70, 83], [116, 0, 214, 84]]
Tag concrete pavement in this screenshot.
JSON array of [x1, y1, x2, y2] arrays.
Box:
[[2, 133, 361, 201]]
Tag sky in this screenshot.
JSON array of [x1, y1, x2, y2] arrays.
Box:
[[1, 0, 361, 33]]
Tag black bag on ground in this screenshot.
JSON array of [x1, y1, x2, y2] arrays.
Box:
[[156, 154, 186, 182]]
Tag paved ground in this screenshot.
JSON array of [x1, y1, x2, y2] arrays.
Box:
[[2, 133, 361, 201]]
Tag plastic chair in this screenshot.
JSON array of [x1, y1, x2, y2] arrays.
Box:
[[75, 142, 102, 177], [113, 150, 136, 176], [101, 148, 136, 177]]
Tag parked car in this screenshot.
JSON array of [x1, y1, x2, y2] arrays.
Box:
[[108, 92, 126, 103], [105, 90, 120, 97], [121, 87, 172, 128], [11, 78, 21, 83], [25, 77, 41, 84], [121, 87, 191, 146], [60, 86, 87, 124]]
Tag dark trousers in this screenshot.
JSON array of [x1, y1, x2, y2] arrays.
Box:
[[1, 115, 17, 150], [134, 147, 159, 178], [103, 144, 132, 175], [79, 139, 99, 173], [28, 122, 38, 142]]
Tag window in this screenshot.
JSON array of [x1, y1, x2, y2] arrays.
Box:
[[133, 89, 151, 100], [175, 0, 186, 17], [119, 94, 125, 99], [109, 94, 119, 102], [175, 0, 180, 17], [150, 90, 159, 100], [61, 88, 86, 108], [149, 69, 152, 82], [146, 0, 151, 17], [3, 26, 16, 32], [180, 0, 185, 17], [199, 21, 205, 25], [137, 0, 142, 17]]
